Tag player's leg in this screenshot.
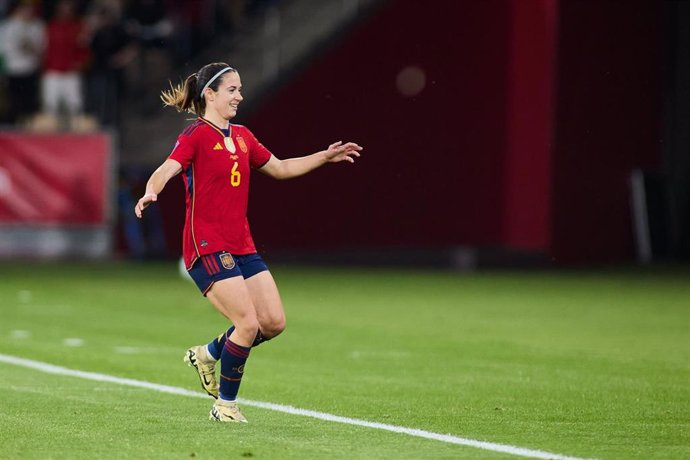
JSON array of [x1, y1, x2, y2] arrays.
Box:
[[183, 252, 248, 401], [206, 277, 259, 346], [245, 270, 286, 340], [206, 255, 284, 355], [205, 277, 258, 422]]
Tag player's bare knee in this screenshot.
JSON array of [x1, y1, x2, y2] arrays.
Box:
[[235, 317, 260, 342], [262, 316, 286, 339]]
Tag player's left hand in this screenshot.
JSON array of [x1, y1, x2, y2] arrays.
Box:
[[325, 141, 363, 164]]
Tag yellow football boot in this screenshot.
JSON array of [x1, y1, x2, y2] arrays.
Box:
[[183, 345, 219, 399], [209, 399, 248, 423]]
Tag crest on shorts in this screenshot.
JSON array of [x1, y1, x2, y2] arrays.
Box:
[[219, 253, 236, 269], [236, 135, 248, 153]]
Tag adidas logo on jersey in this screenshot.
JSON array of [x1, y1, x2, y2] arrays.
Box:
[[213, 143, 223, 150]]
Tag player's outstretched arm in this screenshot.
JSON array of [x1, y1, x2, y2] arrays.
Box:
[[134, 159, 183, 218], [259, 141, 363, 180]]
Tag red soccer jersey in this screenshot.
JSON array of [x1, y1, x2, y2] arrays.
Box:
[[44, 19, 89, 72], [169, 118, 272, 269]]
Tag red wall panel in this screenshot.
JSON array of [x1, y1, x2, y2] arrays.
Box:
[[503, 0, 558, 250], [245, 0, 517, 252]]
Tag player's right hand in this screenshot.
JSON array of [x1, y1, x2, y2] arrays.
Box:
[[134, 193, 157, 218]]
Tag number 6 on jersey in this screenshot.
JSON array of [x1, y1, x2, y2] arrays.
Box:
[[230, 161, 241, 187]]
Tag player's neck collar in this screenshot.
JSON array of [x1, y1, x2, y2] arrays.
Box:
[[198, 117, 231, 137]]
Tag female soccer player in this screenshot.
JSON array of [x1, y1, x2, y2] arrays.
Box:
[[134, 62, 362, 423]]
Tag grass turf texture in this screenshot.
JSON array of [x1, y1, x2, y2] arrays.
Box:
[[0, 262, 688, 459]]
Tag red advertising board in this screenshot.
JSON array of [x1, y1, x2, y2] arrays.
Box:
[[0, 133, 111, 225], [0, 132, 114, 257]]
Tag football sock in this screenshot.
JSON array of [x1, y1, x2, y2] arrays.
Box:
[[207, 331, 227, 360], [207, 326, 267, 360], [218, 339, 251, 401]]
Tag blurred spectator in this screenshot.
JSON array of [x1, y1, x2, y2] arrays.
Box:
[[125, 0, 172, 48], [41, 0, 89, 124], [0, 0, 45, 125], [218, 0, 246, 34], [86, 0, 137, 127], [168, 0, 213, 65], [125, 0, 173, 113]]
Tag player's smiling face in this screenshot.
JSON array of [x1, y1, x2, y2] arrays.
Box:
[[207, 72, 243, 120]]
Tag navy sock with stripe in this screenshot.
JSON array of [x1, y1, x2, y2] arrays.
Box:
[[219, 339, 251, 401], [208, 326, 266, 360]]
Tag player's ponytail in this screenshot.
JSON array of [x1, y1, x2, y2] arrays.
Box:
[[160, 62, 235, 118], [160, 73, 200, 115]]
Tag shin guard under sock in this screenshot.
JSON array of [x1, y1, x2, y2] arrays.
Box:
[[218, 339, 250, 401]]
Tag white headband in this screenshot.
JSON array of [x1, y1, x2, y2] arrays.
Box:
[[199, 67, 233, 99]]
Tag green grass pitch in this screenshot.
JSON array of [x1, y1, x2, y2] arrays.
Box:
[[0, 262, 688, 459]]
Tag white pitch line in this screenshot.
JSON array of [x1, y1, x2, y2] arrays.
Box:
[[0, 354, 591, 460]]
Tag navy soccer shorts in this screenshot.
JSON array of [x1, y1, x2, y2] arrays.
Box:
[[188, 251, 268, 296]]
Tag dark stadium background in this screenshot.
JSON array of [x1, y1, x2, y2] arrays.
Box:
[[1, 0, 688, 268]]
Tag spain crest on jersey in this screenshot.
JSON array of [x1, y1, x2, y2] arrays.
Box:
[[219, 253, 236, 269], [236, 135, 248, 153]]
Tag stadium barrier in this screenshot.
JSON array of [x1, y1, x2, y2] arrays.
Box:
[[0, 131, 115, 258]]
